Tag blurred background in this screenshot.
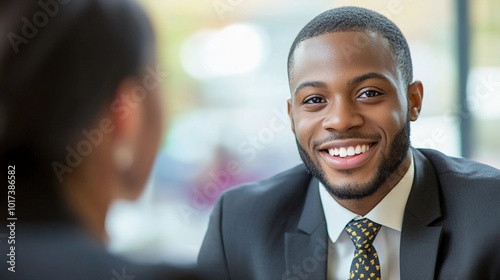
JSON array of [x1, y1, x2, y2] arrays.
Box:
[[106, 0, 500, 265]]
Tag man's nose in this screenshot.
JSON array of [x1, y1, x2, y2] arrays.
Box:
[[321, 98, 363, 133]]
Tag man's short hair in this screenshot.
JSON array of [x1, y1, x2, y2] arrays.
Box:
[[287, 6, 413, 87]]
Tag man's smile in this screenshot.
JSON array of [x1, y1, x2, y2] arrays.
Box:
[[326, 143, 374, 157], [319, 141, 378, 170]]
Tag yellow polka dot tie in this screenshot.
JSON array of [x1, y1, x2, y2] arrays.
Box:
[[345, 218, 382, 280]]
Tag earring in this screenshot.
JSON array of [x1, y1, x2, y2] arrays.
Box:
[[114, 143, 133, 171]]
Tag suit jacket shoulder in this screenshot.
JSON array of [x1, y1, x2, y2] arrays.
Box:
[[402, 148, 500, 279], [418, 148, 500, 182], [223, 165, 310, 196], [221, 165, 311, 220], [198, 164, 328, 280]]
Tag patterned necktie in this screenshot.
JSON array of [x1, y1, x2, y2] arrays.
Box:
[[345, 218, 382, 280]]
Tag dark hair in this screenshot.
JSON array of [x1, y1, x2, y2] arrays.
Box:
[[287, 6, 413, 86], [0, 0, 155, 220]]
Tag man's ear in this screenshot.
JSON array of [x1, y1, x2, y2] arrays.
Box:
[[287, 99, 295, 133], [408, 80, 424, 121]]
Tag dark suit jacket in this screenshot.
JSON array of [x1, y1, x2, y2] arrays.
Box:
[[198, 148, 500, 279], [0, 224, 203, 280]]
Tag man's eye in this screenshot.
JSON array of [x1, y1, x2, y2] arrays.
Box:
[[358, 91, 381, 98], [303, 97, 325, 104]]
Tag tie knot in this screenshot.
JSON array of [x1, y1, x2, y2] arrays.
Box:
[[345, 218, 381, 249]]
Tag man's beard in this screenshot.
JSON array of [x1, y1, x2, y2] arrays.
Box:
[[296, 119, 411, 200]]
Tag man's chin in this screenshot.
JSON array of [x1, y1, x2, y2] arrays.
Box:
[[321, 172, 382, 200]]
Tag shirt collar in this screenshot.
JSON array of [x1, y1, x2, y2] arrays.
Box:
[[319, 152, 415, 243]]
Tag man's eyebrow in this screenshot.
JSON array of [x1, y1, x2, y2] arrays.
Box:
[[349, 72, 390, 86], [293, 81, 328, 96]]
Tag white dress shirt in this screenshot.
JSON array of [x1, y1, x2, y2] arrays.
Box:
[[319, 154, 414, 280]]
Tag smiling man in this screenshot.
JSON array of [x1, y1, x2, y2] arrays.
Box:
[[198, 7, 500, 280]]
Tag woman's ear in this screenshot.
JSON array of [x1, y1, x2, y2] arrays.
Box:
[[109, 77, 145, 199], [109, 75, 164, 201]]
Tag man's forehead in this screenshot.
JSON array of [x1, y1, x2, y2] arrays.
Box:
[[290, 31, 398, 85], [294, 30, 391, 60]]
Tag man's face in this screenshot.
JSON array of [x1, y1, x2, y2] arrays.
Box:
[[288, 31, 420, 200]]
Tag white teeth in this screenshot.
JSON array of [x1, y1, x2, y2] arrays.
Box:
[[355, 145, 361, 154], [347, 146, 355, 156], [328, 148, 340, 156], [328, 144, 371, 158], [339, 147, 347, 157]]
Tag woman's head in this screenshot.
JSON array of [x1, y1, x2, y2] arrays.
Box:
[[0, 0, 163, 231]]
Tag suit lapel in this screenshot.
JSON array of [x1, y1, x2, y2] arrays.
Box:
[[400, 149, 443, 279], [284, 177, 328, 280]]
